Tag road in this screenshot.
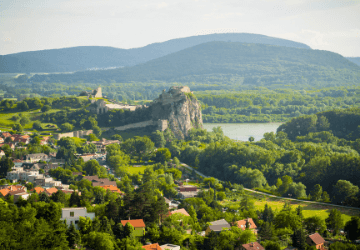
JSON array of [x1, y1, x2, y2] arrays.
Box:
[[180, 163, 360, 211]]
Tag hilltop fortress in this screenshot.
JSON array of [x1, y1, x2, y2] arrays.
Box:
[[109, 86, 203, 139]]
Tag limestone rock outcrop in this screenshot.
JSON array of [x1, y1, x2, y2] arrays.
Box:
[[149, 86, 203, 139]]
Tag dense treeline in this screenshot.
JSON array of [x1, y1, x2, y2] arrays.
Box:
[[199, 87, 360, 122]]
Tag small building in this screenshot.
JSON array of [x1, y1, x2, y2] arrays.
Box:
[[24, 153, 50, 163], [241, 242, 265, 250], [169, 208, 190, 217], [160, 244, 181, 250], [306, 233, 325, 250], [236, 218, 257, 233], [205, 219, 231, 235], [121, 219, 146, 236], [61, 207, 95, 229], [142, 243, 162, 250], [178, 185, 198, 192], [30, 186, 45, 194]]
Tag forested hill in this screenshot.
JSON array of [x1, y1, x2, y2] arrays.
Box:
[[347, 57, 360, 66], [0, 33, 310, 73], [31, 41, 360, 87]]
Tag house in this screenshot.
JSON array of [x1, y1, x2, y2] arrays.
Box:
[[178, 191, 198, 199], [0, 138, 4, 144], [178, 185, 198, 192], [205, 219, 231, 235], [240, 242, 265, 250], [41, 163, 60, 173], [86, 138, 120, 153], [0, 188, 9, 197], [236, 218, 257, 233], [160, 244, 181, 250], [22, 163, 40, 171], [142, 243, 162, 250], [121, 219, 146, 236], [1, 132, 12, 138], [24, 153, 50, 163], [82, 176, 117, 187], [61, 207, 95, 229], [169, 208, 190, 217], [30, 186, 45, 194], [99, 185, 123, 195], [45, 187, 58, 196], [0, 150, 5, 157], [79, 154, 97, 162], [306, 233, 325, 250], [13, 192, 29, 203]]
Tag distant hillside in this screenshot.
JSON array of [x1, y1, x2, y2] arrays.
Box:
[[0, 33, 310, 73], [31, 42, 360, 87], [347, 57, 360, 66]]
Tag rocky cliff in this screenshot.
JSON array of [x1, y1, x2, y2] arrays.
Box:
[[149, 86, 203, 139]]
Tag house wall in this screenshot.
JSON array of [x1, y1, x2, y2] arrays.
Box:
[[133, 227, 145, 236], [61, 208, 95, 229]]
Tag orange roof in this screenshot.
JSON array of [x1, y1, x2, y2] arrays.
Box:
[[170, 208, 190, 217], [121, 219, 146, 228], [308, 233, 325, 245], [2, 132, 12, 138], [45, 187, 58, 195], [8, 186, 18, 191], [100, 185, 122, 194], [31, 187, 45, 194], [236, 218, 257, 230], [142, 243, 162, 250], [0, 189, 9, 197]]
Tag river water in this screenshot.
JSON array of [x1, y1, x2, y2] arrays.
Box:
[[203, 123, 283, 141]]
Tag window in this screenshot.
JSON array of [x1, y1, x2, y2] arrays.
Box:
[[70, 212, 74, 217]]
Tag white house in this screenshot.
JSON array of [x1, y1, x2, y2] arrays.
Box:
[[61, 207, 95, 229], [160, 244, 181, 250]]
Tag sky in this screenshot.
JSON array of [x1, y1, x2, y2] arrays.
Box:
[[1, 0, 360, 57]]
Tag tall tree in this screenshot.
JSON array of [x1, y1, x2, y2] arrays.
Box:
[[326, 209, 344, 236]]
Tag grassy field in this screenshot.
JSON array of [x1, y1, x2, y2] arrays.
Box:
[[223, 192, 359, 224], [124, 165, 148, 175]]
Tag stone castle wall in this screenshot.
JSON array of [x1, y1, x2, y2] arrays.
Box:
[[54, 130, 93, 140], [114, 120, 167, 131]]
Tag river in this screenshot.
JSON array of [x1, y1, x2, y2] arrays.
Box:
[[203, 123, 283, 141]]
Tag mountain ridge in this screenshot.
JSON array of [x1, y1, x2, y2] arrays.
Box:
[[30, 41, 360, 87], [0, 33, 310, 73]]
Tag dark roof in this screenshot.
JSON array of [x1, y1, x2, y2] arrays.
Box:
[[308, 233, 325, 245], [209, 224, 230, 232]]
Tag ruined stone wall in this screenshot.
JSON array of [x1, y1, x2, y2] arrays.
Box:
[[54, 130, 93, 140], [114, 120, 157, 131]]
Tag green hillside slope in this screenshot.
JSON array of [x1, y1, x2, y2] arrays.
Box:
[[31, 42, 360, 87], [0, 33, 310, 73], [347, 57, 360, 66]]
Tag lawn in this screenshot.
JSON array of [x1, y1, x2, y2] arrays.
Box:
[[222, 193, 360, 224], [124, 165, 148, 175]]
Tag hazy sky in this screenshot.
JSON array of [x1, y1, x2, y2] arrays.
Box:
[[1, 0, 360, 57]]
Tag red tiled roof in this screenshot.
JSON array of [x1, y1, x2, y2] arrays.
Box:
[[31, 187, 45, 194], [242, 242, 264, 250], [100, 185, 122, 194], [142, 243, 162, 250], [45, 187, 58, 196], [121, 219, 146, 228], [0, 189, 9, 197], [170, 208, 190, 217], [2, 132, 12, 138], [308, 233, 325, 245], [8, 190, 27, 196], [236, 218, 257, 230]]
